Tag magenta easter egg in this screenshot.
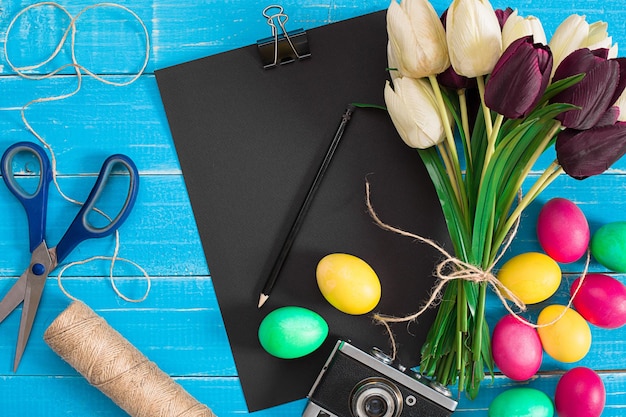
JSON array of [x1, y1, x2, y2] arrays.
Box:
[[571, 273, 626, 328], [491, 314, 542, 381], [537, 198, 589, 263], [555, 367, 605, 417]]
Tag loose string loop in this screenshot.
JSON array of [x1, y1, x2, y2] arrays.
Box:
[[4, 2, 152, 303], [365, 180, 590, 359]]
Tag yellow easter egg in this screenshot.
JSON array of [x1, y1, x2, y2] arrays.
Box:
[[497, 252, 561, 304], [537, 305, 592, 363], [316, 253, 381, 315]]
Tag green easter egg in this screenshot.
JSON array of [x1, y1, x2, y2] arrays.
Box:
[[591, 222, 626, 273], [258, 306, 328, 359], [489, 388, 554, 417]]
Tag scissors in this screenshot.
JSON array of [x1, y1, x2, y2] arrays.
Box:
[[0, 141, 139, 371]]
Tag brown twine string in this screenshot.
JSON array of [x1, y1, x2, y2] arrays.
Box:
[[365, 180, 590, 359], [5, 2, 152, 304], [43, 301, 217, 417]]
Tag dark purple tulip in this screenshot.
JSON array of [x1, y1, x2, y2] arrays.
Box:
[[610, 57, 626, 108], [495, 7, 514, 29], [595, 106, 620, 127], [551, 48, 624, 130], [556, 122, 626, 179], [437, 66, 477, 89], [484, 36, 553, 119]]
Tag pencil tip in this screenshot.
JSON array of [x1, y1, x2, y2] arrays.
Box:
[[13, 356, 21, 373], [258, 294, 269, 309]]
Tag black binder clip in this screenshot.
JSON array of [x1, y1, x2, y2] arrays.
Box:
[[257, 5, 311, 69]]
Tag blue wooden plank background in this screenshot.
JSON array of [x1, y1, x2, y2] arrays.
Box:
[[1, 0, 626, 415]]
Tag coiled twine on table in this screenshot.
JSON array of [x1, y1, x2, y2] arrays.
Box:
[[44, 301, 216, 417]]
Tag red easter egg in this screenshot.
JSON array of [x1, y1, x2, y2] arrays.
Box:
[[537, 198, 589, 263], [555, 367, 605, 417], [572, 273, 626, 328], [491, 314, 542, 381]]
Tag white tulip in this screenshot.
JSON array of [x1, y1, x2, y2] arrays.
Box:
[[384, 77, 448, 149], [550, 15, 618, 74], [446, 0, 502, 78], [386, 0, 449, 78], [501, 10, 547, 50], [387, 41, 402, 81], [549, 14, 588, 70], [586, 21, 618, 57], [586, 21, 613, 49]]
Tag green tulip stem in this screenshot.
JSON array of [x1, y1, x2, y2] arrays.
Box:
[[490, 114, 504, 145], [492, 121, 562, 251], [456, 279, 468, 390], [492, 160, 563, 255], [429, 75, 468, 213], [458, 89, 472, 166], [457, 279, 468, 332], [479, 113, 504, 186], [476, 75, 493, 138], [472, 282, 487, 362], [429, 75, 458, 160], [437, 142, 462, 206], [523, 161, 563, 206], [515, 122, 560, 187]]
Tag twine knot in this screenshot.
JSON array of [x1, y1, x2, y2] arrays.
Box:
[[365, 179, 590, 359], [365, 180, 526, 326]]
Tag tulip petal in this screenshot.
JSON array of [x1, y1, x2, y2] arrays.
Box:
[[387, 0, 449, 78], [549, 14, 589, 72], [447, 0, 503, 77], [609, 57, 626, 106], [552, 48, 620, 129], [529, 17, 547, 45], [614, 89, 626, 122], [387, 1, 417, 73], [555, 58, 619, 129], [501, 11, 547, 49], [385, 81, 412, 145], [556, 122, 626, 179], [485, 37, 552, 118], [586, 21, 612, 50], [595, 106, 620, 127], [384, 78, 446, 149], [437, 65, 476, 89], [553, 48, 599, 80], [495, 7, 514, 29], [403, 0, 448, 53]]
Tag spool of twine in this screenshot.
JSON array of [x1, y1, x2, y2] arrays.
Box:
[[43, 301, 217, 417]]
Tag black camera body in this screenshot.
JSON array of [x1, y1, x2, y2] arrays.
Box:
[[302, 340, 457, 417]]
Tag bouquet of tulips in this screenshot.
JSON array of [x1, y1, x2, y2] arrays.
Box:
[[381, 0, 626, 398]]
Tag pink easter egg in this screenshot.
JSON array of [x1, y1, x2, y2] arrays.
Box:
[[491, 314, 542, 381], [555, 367, 605, 417], [537, 198, 589, 263], [571, 273, 626, 328]]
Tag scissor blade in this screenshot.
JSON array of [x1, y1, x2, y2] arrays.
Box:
[[13, 273, 47, 372], [13, 242, 52, 372], [0, 272, 28, 324]]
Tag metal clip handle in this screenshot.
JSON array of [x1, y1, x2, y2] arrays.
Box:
[[257, 5, 311, 68]]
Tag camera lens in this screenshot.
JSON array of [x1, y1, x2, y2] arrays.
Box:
[[364, 396, 387, 417], [350, 378, 402, 417]]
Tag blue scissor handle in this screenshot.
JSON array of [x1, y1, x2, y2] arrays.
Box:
[[55, 154, 139, 264], [1, 142, 52, 253]]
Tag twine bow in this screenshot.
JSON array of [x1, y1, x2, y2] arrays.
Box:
[[365, 180, 589, 359]]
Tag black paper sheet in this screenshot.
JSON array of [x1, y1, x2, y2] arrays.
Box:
[[155, 11, 450, 412]]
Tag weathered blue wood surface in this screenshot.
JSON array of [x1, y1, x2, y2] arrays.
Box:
[[1, 0, 626, 415]]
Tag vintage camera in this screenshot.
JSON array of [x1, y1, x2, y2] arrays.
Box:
[[302, 340, 457, 417]]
